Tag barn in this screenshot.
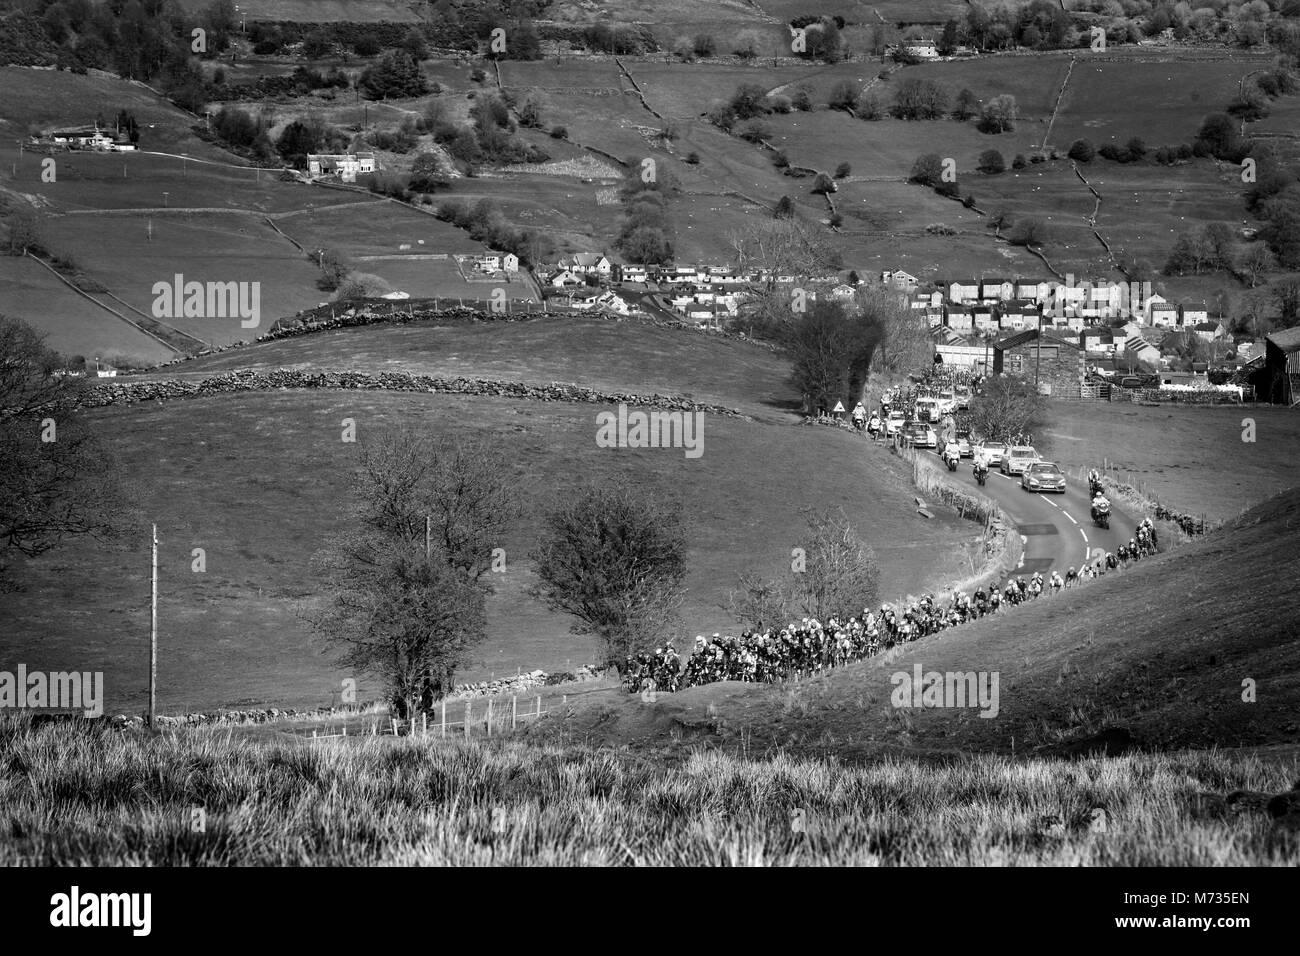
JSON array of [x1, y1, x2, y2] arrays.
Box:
[[991, 329, 1085, 397], [1260, 326, 1300, 406]]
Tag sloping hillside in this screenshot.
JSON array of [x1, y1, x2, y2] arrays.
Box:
[[546, 486, 1300, 756], [144, 315, 800, 420]]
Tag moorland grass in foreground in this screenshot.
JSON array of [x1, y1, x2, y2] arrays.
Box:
[[1, 717, 1295, 866]]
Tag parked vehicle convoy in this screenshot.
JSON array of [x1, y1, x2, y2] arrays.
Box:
[[1021, 460, 1066, 493], [974, 441, 1007, 467], [1001, 445, 1039, 476]]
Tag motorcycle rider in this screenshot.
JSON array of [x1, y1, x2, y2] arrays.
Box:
[[1091, 489, 1110, 523], [972, 453, 989, 483], [942, 438, 961, 468]]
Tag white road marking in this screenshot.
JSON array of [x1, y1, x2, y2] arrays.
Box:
[[1080, 529, 1088, 543], [1063, 511, 1077, 524]]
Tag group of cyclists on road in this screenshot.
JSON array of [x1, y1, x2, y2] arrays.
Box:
[[623, 514, 1161, 696]]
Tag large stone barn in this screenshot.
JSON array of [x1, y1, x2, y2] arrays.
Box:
[[1259, 326, 1300, 406], [991, 329, 1085, 397]]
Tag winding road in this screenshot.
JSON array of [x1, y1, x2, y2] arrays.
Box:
[[922, 448, 1139, 577]]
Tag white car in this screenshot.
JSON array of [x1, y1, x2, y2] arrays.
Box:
[[954, 387, 971, 410], [885, 411, 906, 437], [1001, 445, 1040, 476], [974, 440, 1007, 466]]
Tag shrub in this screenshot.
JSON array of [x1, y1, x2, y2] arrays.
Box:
[[1067, 138, 1095, 162], [977, 149, 1005, 174]]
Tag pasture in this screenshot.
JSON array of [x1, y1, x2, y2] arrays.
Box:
[[0, 256, 175, 363], [154, 313, 797, 418], [38, 212, 326, 347], [0, 390, 975, 715], [0, 67, 229, 160], [170, 0, 420, 21], [1042, 400, 1300, 523]]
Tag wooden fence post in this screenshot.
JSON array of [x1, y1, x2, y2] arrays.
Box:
[[342, 724, 347, 736], [464, 701, 471, 738], [487, 698, 493, 736], [422, 713, 427, 737], [392, 718, 398, 736], [511, 695, 517, 730], [441, 700, 446, 738], [536, 695, 541, 718]]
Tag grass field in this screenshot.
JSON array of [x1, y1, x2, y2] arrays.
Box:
[[0, 390, 975, 715], [5, 719, 1295, 865], [1041, 401, 1300, 523], [0, 256, 175, 363], [0, 67, 231, 160], [37, 212, 326, 347], [153, 314, 796, 418], [171, 0, 420, 21]]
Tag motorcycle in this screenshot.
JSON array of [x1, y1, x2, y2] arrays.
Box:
[[976, 469, 987, 486], [946, 454, 959, 471], [1091, 503, 1110, 529]]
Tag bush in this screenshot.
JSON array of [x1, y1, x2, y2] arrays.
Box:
[[1067, 138, 1095, 162], [834, 161, 851, 179], [685, 151, 701, 165], [1011, 154, 1026, 170], [977, 149, 1005, 174]]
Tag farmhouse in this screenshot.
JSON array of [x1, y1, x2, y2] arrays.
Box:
[[559, 253, 613, 276], [48, 125, 129, 151], [882, 270, 919, 290], [992, 329, 1085, 397], [547, 270, 584, 288], [1181, 303, 1210, 326], [1192, 320, 1225, 341], [902, 39, 939, 58], [307, 152, 377, 182]]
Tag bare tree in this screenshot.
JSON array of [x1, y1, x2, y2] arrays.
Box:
[[530, 483, 688, 672], [305, 427, 519, 715], [791, 509, 880, 620], [967, 375, 1046, 443], [725, 571, 791, 633], [0, 316, 133, 589]]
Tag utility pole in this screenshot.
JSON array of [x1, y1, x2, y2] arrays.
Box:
[[1034, 332, 1042, 390], [149, 524, 158, 729]]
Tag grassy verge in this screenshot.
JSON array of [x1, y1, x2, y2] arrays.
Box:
[[1, 715, 1294, 865]]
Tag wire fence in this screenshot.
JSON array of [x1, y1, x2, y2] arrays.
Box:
[[296, 685, 621, 741]]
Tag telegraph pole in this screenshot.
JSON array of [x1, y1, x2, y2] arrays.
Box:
[[149, 524, 158, 729]]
